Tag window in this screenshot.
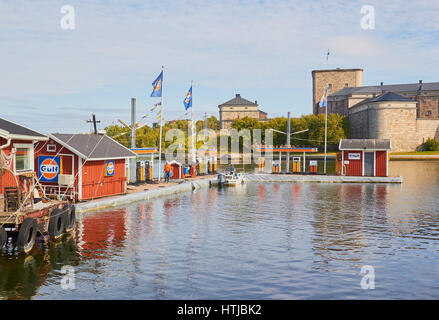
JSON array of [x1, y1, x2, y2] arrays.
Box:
[[15, 148, 31, 171], [345, 83, 349, 87], [426, 110, 432, 116], [328, 83, 332, 89], [47, 144, 56, 152], [14, 144, 33, 173]]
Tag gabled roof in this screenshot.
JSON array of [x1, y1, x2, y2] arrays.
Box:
[[219, 94, 258, 107], [370, 92, 411, 102], [339, 139, 392, 150], [351, 92, 415, 109], [49, 133, 136, 160], [332, 81, 439, 96], [0, 118, 47, 141]]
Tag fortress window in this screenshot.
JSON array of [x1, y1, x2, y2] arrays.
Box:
[[328, 84, 333, 89]]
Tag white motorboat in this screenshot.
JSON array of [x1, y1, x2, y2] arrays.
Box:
[[210, 167, 245, 187]]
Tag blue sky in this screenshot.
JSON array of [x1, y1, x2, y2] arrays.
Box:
[[1, 0, 438, 133]]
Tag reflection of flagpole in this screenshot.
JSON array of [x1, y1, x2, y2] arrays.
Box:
[[324, 84, 328, 174], [158, 65, 164, 182]]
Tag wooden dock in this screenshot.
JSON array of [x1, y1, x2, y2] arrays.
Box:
[[245, 173, 403, 184]]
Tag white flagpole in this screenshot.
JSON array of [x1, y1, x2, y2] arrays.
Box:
[[158, 65, 164, 182], [191, 80, 196, 164]]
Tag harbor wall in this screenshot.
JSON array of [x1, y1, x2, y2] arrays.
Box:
[[75, 179, 211, 214]]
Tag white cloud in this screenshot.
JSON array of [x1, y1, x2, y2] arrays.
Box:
[[0, 0, 438, 132]]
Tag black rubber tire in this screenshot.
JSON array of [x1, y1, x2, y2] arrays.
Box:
[[64, 205, 76, 232], [0, 226, 7, 248], [48, 208, 66, 239], [17, 218, 37, 253]]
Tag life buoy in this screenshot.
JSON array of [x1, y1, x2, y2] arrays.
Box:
[[48, 208, 66, 239], [17, 218, 37, 253]]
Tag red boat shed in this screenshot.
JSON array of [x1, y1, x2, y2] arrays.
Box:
[[0, 118, 48, 201], [34, 133, 136, 201], [339, 139, 391, 177]]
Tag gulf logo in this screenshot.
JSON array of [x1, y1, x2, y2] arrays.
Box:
[[106, 161, 115, 176], [40, 158, 60, 180]]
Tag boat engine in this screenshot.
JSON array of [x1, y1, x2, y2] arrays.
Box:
[[217, 174, 226, 185]]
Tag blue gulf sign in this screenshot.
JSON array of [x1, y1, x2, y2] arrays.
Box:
[[38, 156, 61, 182], [106, 160, 115, 176]]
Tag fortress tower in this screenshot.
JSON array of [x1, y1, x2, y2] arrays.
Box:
[[312, 68, 363, 115]]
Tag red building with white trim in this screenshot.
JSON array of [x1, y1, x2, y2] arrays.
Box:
[[339, 139, 391, 177], [35, 133, 136, 201], [0, 118, 48, 208]]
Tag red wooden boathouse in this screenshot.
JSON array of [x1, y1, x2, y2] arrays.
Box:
[[0, 118, 48, 207], [35, 133, 136, 201], [339, 139, 391, 177]]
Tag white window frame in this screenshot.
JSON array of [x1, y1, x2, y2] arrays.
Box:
[[13, 143, 34, 174], [47, 144, 56, 152]]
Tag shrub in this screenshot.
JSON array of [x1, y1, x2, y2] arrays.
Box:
[[423, 138, 439, 151]]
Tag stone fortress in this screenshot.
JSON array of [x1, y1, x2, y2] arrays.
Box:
[[312, 68, 439, 151]]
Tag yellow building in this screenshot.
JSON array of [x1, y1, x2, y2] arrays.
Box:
[[218, 94, 267, 130]]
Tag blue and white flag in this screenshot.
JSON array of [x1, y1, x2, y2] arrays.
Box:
[[150, 71, 163, 97], [319, 86, 328, 108], [183, 86, 192, 110]]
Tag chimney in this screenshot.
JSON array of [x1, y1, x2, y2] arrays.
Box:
[[236, 94, 241, 98], [255, 100, 257, 104], [419, 80, 423, 84], [380, 82, 383, 86]]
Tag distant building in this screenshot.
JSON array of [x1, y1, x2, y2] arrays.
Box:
[[312, 68, 363, 116], [327, 80, 439, 119], [348, 92, 439, 152], [218, 94, 267, 130], [312, 68, 439, 151]]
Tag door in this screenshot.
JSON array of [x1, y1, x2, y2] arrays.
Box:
[[364, 152, 374, 176]]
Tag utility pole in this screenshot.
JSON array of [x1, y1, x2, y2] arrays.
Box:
[[130, 98, 136, 184], [204, 112, 208, 145], [286, 112, 291, 173], [86, 114, 101, 134], [131, 98, 136, 148]]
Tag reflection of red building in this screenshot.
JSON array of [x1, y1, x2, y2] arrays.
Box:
[[78, 209, 128, 258]]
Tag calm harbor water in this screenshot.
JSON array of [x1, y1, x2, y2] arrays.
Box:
[[1, 161, 439, 299]]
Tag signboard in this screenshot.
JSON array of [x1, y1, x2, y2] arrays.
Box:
[[106, 160, 115, 176], [348, 153, 361, 160], [344, 160, 350, 165], [310, 160, 318, 166], [38, 156, 61, 182]]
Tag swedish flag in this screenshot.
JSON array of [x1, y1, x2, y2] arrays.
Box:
[[150, 71, 163, 97]]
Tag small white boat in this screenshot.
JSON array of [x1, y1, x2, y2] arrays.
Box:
[[210, 168, 245, 187]]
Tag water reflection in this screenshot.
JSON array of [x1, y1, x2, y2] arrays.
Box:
[[1, 161, 439, 299], [0, 235, 77, 300]]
